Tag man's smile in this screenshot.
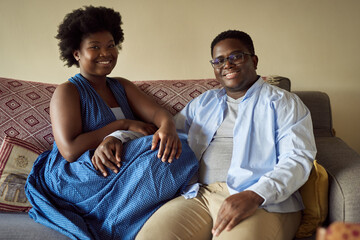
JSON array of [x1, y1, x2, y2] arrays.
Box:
[[222, 69, 240, 79]]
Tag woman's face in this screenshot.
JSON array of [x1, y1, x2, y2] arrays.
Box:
[[73, 31, 118, 81]]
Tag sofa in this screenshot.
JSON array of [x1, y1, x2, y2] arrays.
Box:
[[0, 75, 359, 240]]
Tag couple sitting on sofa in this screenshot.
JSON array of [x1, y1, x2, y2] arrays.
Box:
[[25, 6, 317, 240]]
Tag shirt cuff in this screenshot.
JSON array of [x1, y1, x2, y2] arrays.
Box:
[[181, 183, 200, 199], [105, 130, 144, 143], [245, 182, 271, 206]]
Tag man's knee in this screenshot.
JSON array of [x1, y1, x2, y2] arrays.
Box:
[[136, 196, 212, 240], [214, 209, 301, 240]]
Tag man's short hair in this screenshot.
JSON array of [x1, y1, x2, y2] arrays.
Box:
[[211, 30, 255, 56]]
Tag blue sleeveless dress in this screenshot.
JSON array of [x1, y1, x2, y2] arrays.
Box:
[[25, 74, 198, 240]]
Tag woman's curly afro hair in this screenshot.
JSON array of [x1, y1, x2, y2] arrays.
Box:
[[56, 6, 124, 67]]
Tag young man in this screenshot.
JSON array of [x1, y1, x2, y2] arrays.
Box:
[[136, 30, 317, 240]]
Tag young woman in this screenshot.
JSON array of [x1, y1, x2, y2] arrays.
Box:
[[25, 6, 198, 240]]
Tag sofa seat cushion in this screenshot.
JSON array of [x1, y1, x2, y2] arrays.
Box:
[[0, 212, 70, 239]]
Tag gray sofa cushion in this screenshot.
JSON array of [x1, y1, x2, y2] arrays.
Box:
[[294, 91, 333, 137], [315, 136, 360, 223], [0, 212, 69, 240]]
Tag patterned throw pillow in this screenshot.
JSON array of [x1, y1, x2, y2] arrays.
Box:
[[0, 77, 56, 151], [0, 136, 44, 212]]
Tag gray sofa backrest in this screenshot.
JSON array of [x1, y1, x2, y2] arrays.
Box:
[[294, 91, 334, 138]]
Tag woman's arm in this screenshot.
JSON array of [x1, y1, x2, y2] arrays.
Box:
[[116, 78, 182, 162], [50, 82, 155, 162]]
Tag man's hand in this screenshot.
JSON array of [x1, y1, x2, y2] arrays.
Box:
[[212, 190, 264, 237], [91, 136, 123, 177]]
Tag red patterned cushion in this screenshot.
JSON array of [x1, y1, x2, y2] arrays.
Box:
[[0, 77, 57, 151], [134, 79, 222, 115]]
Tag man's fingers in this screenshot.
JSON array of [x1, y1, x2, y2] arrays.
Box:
[[212, 210, 224, 235], [225, 218, 239, 231], [212, 217, 230, 237]]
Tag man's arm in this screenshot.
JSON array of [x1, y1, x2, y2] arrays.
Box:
[[246, 94, 316, 206]]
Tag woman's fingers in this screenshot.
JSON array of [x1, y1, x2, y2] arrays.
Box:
[[152, 134, 182, 163], [161, 138, 174, 163], [175, 139, 182, 159], [92, 137, 124, 177]]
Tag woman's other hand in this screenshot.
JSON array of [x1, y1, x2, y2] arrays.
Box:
[[151, 125, 182, 163], [116, 77, 182, 163], [91, 136, 123, 177]]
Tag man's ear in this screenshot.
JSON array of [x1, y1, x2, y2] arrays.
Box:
[[252, 55, 259, 70], [73, 50, 80, 61]]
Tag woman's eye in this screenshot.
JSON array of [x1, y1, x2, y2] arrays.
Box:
[[90, 46, 99, 49]]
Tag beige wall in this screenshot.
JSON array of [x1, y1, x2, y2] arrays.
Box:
[[1, 0, 359, 154]]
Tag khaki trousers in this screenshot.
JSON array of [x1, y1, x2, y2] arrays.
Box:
[[136, 182, 301, 240]]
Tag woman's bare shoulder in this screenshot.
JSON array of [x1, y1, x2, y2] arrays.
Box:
[[52, 81, 79, 101], [112, 76, 132, 85]]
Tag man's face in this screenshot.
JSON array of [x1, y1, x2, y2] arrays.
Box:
[[212, 38, 258, 99]]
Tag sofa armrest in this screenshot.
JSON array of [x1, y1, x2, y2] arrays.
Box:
[[315, 136, 360, 223]]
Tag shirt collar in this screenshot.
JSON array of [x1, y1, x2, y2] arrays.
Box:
[[243, 76, 264, 100], [215, 76, 265, 101]]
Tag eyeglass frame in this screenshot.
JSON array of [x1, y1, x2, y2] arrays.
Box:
[[209, 52, 254, 69]]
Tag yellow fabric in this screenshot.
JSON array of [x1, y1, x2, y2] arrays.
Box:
[[296, 160, 329, 238]]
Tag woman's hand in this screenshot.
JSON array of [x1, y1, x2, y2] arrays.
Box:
[[151, 125, 182, 163], [91, 136, 123, 177], [115, 78, 182, 163]]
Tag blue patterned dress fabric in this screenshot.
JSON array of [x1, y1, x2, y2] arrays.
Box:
[[25, 74, 199, 240]]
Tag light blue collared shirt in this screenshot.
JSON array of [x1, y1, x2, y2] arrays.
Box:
[[175, 77, 317, 213]]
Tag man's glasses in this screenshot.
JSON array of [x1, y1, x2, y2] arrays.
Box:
[[210, 52, 254, 69]]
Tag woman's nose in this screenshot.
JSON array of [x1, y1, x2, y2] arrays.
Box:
[[100, 48, 110, 57]]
